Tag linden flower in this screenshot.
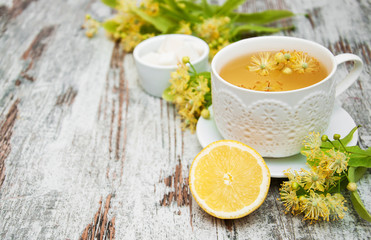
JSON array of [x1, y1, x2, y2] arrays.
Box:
[[121, 32, 154, 52], [324, 149, 349, 174], [177, 89, 205, 133], [82, 15, 100, 38], [141, 0, 159, 16], [167, 60, 210, 133], [194, 17, 231, 59], [176, 21, 192, 35], [324, 193, 347, 221], [194, 17, 230, 41], [169, 63, 190, 94], [303, 132, 322, 150], [252, 79, 283, 91], [300, 169, 326, 192], [279, 50, 297, 63], [300, 191, 329, 222], [192, 75, 210, 93], [208, 38, 230, 60], [280, 186, 301, 214], [301, 132, 323, 162], [291, 51, 319, 73], [248, 52, 276, 76]]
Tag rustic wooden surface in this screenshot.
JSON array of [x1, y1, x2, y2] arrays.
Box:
[[0, 0, 370, 239]]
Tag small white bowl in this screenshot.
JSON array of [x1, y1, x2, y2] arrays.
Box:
[[133, 34, 210, 98]]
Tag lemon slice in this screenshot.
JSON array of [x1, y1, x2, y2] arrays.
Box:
[[189, 140, 271, 219]]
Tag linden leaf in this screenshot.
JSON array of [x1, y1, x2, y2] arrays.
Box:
[[102, 20, 119, 33], [101, 0, 118, 8], [348, 156, 371, 167], [162, 87, 174, 102], [201, 0, 214, 17], [230, 10, 295, 25], [231, 24, 283, 37], [350, 191, 371, 222], [216, 0, 246, 16], [348, 166, 368, 183], [131, 7, 175, 33]]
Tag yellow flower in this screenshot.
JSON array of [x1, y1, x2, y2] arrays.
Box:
[[280, 186, 300, 214], [208, 38, 230, 60], [303, 132, 322, 150], [300, 169, 326, 192], [300, 191, 329, 222], [176, 21, 192, 35], [169, 63, 190, 94], [120, 32, 153, 52], [192, 75, 210, 94], [194, 17, 230, 41], [322, 149, 349, 174], [141, 0, 159, 16], [177, 90, 204, 133], [290, 51, 319, 73], [248, 52, 276, 76], [167, 61, 210, 133], [82, 15, 100, 38], [274, 52, 286, 63], [324, 193, 347, 221], [252, 79, 283, 91], [301, 132, 323, 162], [193, 17, 231, 59]]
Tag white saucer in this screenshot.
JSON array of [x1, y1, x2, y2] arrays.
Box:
[[196, 102, 358, 178]]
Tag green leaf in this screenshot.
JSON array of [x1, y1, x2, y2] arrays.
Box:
[[231, 24, 282, 37], [161, 0, 191, 21], [131, 7, 174, 33], [159, 5, 186, 21], [350, 191, 371, 222], [101, 0, 118, 8], [204, 92, 212, 108], [348, 156, 371, 167], [348, 166, 368, 183], [102, 20, 119, 33], [231, 10, 295, 24], [197, 71, 211, 79], [162, 87, 174, 102], [201, 0, 214, 17], [346, 145, 371, 156], [216, 0, 246, 16]]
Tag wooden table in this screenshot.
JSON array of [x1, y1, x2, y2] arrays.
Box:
[[0, 0, 370, 239]]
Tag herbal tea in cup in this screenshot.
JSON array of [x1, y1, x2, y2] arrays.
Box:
[[220, 50, 328, 92], [211, 36, 363, 157]]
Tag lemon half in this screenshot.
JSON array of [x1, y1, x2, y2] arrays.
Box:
[[189, 140, 271, 219]]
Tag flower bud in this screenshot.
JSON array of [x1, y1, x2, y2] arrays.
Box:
[[175, 96, 184, 105], [182, 56, 190, 64], [321, 135, 328, 142], [85, 31, 94, 38], [347, 182, 357, 192], [282, 67, 292, 74], [274, 52, 285, 63], [201, 109, 210, 119], [333, 134, 341, 140], [291, 182, 300, 190]]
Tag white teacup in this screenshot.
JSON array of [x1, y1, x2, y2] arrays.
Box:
[[211, 36, 363, 157]]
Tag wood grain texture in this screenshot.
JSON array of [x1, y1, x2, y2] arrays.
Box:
[[0, 0, 370, 239]]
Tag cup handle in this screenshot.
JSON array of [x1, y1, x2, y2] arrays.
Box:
[[334, 53, 363, 97]]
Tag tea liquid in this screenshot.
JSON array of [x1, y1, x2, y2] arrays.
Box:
[[219, 51, 328, 91]]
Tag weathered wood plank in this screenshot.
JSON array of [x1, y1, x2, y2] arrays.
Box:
[[0, 0, 370, 239]]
